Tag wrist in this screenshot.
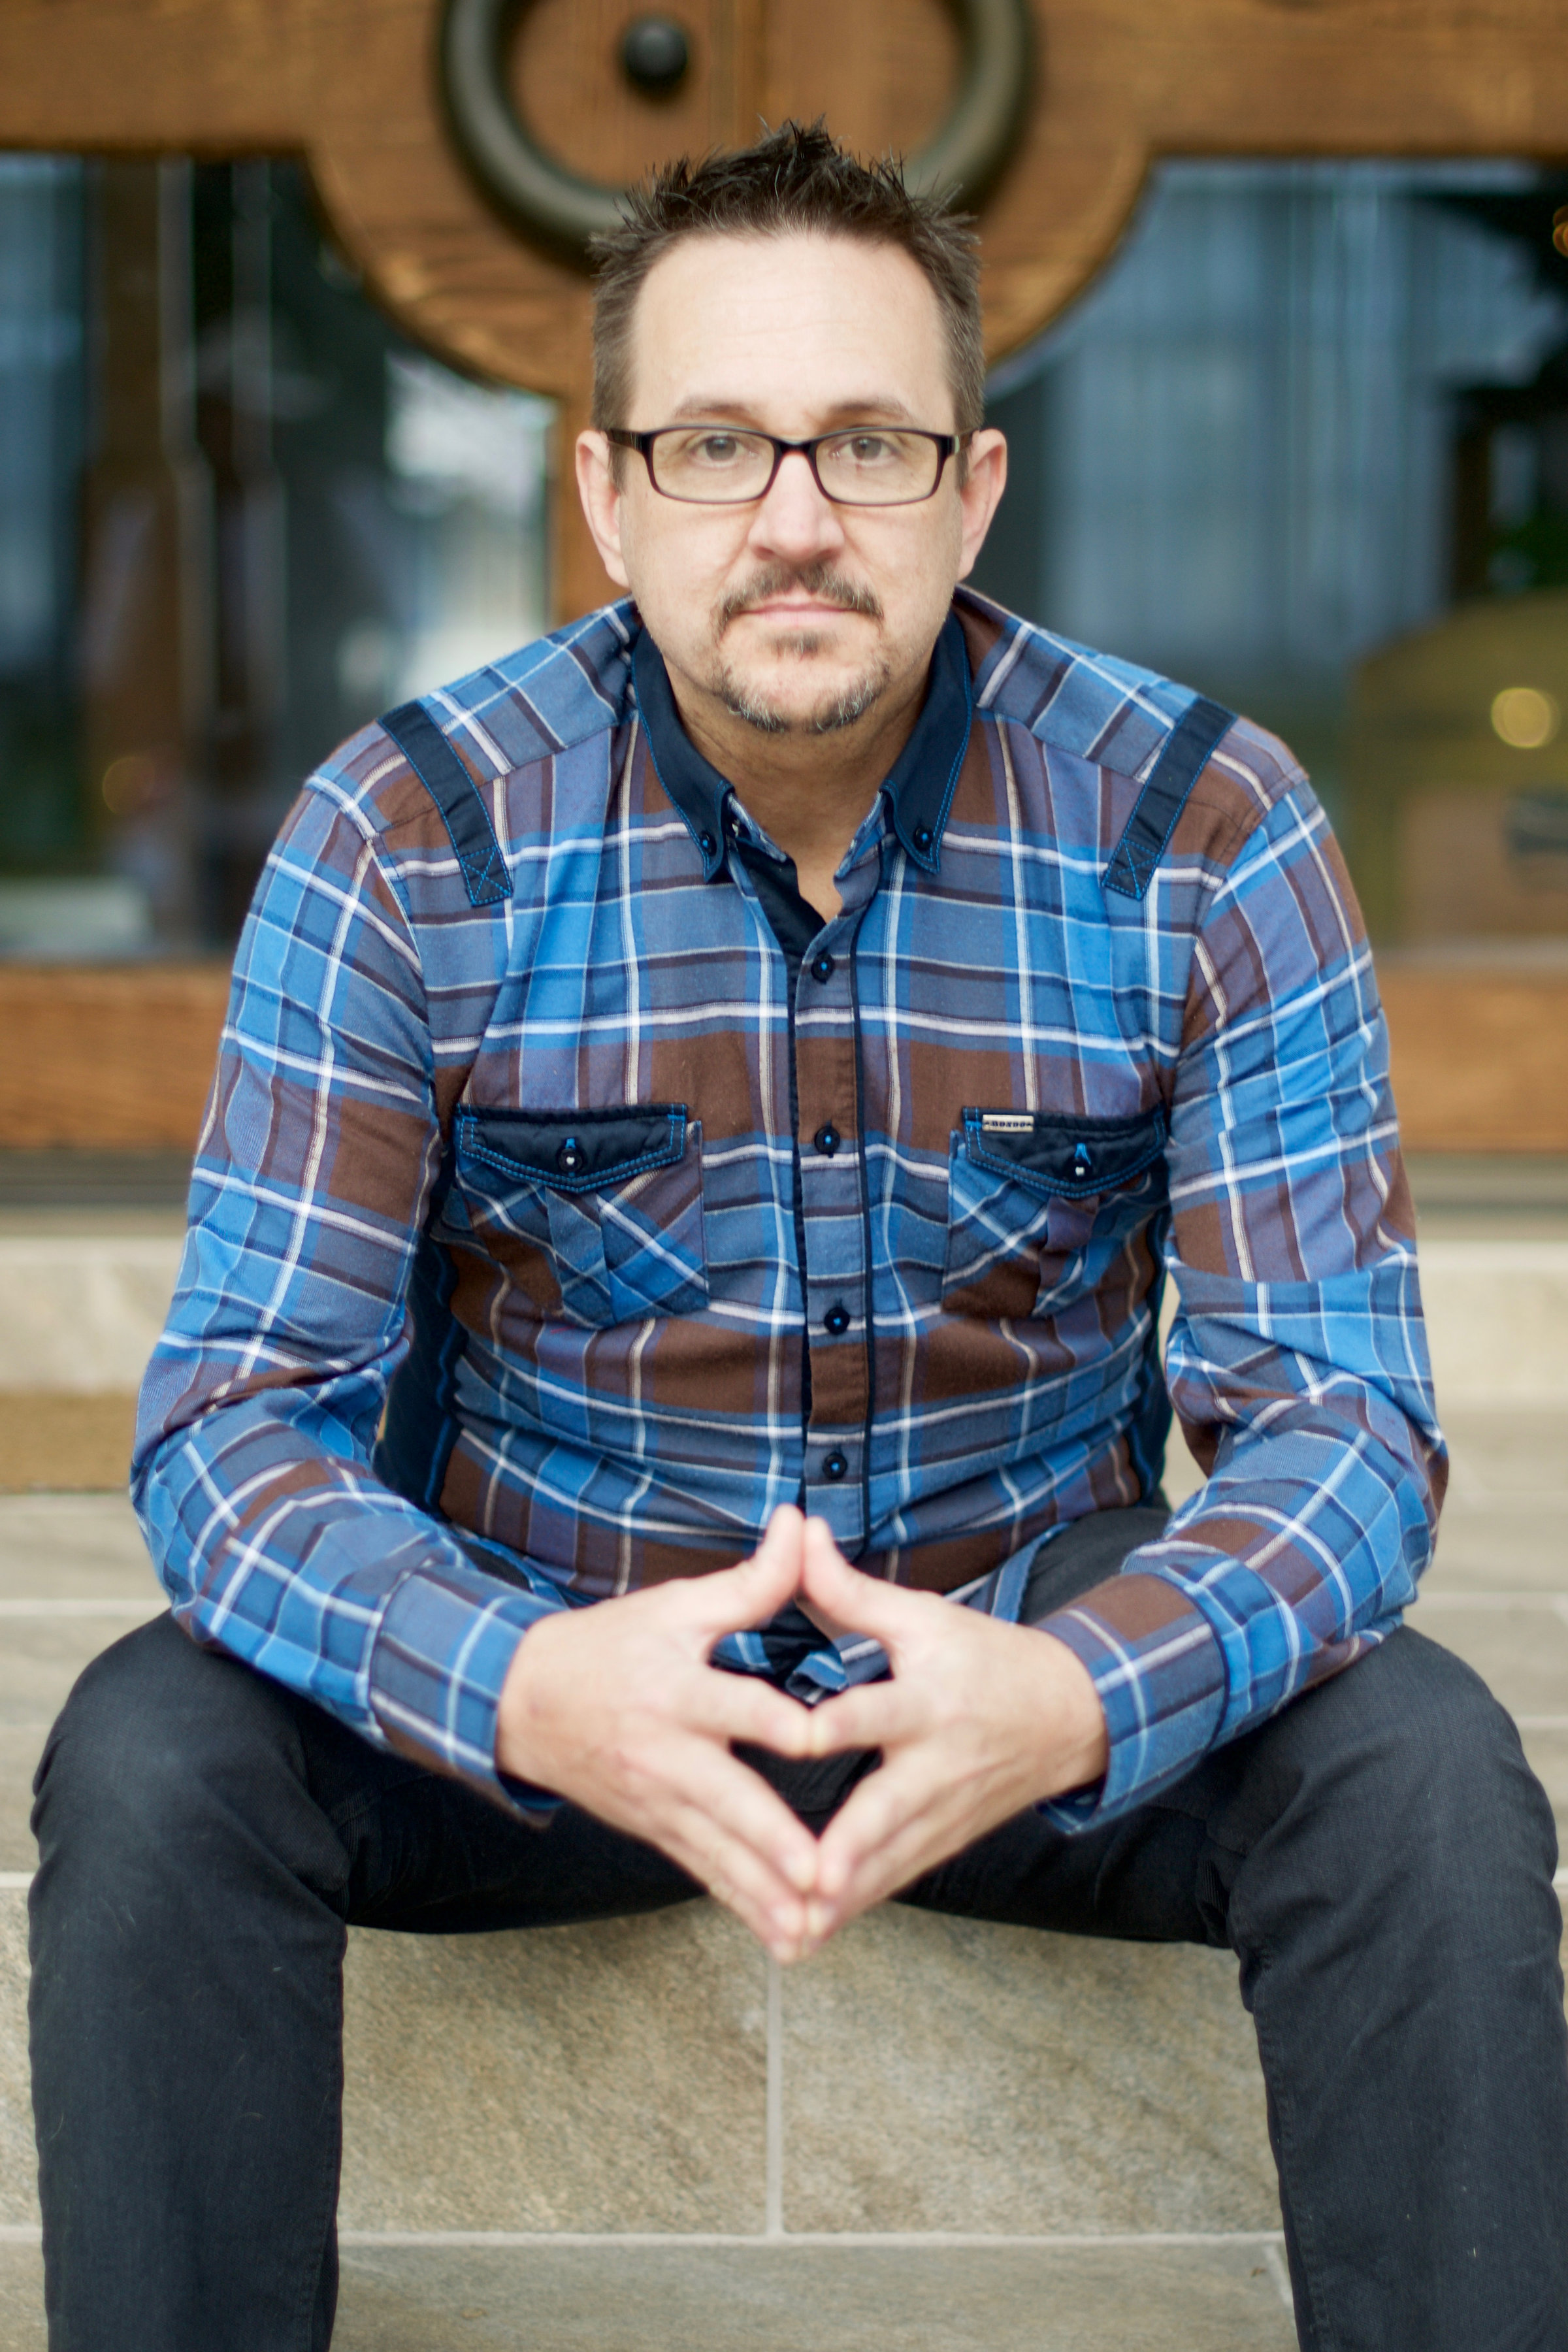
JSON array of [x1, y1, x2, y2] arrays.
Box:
[[495, 1609, 571, 1786], [1035, 1631, 1110, 1796]]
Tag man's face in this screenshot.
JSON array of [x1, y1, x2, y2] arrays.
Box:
[[578, 231, 1004, 741]]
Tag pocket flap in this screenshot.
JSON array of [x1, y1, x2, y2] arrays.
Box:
[[455, 1103, 689, 1193], [960, 1105, 1166, 1200]]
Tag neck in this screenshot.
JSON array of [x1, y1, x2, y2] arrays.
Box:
[[668, 658, 931, 918]]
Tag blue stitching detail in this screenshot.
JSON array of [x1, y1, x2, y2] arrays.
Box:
[[381, 698, 512, 910], [1102, 697, 1234, 902]]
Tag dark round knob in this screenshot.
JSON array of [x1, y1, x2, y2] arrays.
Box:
[[811, 953, 835, 984], [813, 1122, 840, 1157], [620, 16, 691, 95], [823, 1450, 849, 1482], [697, 830, 715, 858], [823, 1302, 851, 1337], [913, 824, 934, 854], [557, 1136, 584, 1175]]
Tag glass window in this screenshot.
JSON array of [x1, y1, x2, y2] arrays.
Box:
[[975, 160, 1568, 956], [0, 157, 552, 959]]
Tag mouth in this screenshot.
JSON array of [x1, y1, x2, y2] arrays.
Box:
[[739, 596, 867, 621], [718, 566, 885, 634]]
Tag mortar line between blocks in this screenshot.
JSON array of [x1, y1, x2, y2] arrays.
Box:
[[1263, 2241, 1294, 2311], [333, 2229, 1295, 2251], [0, 2225, 1299, 2251], [764, 1953, 783, 2238]]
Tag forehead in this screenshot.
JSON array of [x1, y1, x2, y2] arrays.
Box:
[[624, 230, 953, 428]]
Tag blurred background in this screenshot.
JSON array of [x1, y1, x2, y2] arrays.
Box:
[[0, 156, 549, 962], [3, 151, 1567, 966]]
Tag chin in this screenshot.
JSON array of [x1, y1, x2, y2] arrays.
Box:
[[719, 656, 890, 738]]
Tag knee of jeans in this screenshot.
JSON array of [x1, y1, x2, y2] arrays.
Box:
[[1315, 1629, 1554, 1892], [31, 1613, 301, 1874]]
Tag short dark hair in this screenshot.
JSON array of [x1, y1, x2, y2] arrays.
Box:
[[589, 121, 984, 439]]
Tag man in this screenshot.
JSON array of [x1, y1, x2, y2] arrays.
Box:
[[29, 123, 1567, 2349]]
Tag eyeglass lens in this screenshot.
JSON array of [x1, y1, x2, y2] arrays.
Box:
[[649, 427, 941, 505]]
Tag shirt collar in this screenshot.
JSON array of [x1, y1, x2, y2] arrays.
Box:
[[631, 607, 974, 882]]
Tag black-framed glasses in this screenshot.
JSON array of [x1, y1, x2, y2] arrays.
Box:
[[604, 424, 968, 507]]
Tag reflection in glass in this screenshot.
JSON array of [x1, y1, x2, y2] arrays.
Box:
[[975, 161, 1568, 956], [0, 158, 551, 958]]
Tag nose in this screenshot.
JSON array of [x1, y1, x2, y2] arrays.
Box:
[[747, 447, 847, 563]]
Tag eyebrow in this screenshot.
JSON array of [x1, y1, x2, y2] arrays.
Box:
[[656, 393, 925, 428]]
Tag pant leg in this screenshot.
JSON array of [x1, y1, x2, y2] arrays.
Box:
[[28, 1612, 698, 2352], [902, 1517, 1568, 2352]]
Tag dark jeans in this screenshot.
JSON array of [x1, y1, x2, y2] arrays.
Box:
[[28, 1509, 1568, 2351]]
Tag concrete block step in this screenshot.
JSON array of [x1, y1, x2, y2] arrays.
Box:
[[0, 2233, 1301, 2351], [0, 1392, 1563, 2347]]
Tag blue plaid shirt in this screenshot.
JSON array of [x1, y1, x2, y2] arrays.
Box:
[[133, 589, 1446, 1829]]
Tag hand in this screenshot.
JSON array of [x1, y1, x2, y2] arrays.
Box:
[[798, 1517, 1109, 1950], [495, 1506, 821, 1960]]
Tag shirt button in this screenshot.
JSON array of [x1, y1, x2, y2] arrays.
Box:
[[823, 1302, 850, 1336], [698, 830, 716, 857], [557, 1137, 583, 1175], [1072, 1144, 1093, 1180], [813, 1122, 840, 1156], [811, 952, 835, 983], [823, 1450, 848, 1482], [913, 823, 934, 854]]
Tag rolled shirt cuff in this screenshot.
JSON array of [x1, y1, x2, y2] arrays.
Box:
[[367, 1553, 566, 1817], [1036, 1571, 1230, 1830]]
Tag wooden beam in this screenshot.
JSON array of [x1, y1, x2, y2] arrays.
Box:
[[1, 960, 1563, 1157], [1382, 968, 1568, 1154], [0, 966, 229, 1151]]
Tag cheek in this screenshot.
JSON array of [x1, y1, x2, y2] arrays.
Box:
[[620, 519, 724, 635]]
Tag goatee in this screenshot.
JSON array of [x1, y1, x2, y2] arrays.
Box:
[[716, 661, 892, 736], [713, 559, 888, 736]]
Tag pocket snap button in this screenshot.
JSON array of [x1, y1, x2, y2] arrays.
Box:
[[1072, 1145, 1093, 1180], [557, 1137, 584, 1175]]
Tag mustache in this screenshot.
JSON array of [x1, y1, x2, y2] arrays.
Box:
[[717, 562, 884, 631]]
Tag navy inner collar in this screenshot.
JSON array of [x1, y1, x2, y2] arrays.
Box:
[[631, 608, 974, 881]]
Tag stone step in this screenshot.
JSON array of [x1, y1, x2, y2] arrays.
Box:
[[0, 2234, 1303, 2351], [0, 1413, 1563, 2348]]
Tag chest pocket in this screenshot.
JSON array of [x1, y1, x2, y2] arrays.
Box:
[[453, 1103, 708, 1328], [941, 1105, 1167, 1321]]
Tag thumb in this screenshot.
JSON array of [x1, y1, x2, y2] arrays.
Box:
[[689, 1504, 805, 1639]]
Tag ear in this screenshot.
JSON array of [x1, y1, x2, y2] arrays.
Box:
[[955, 428, 1009, 582], [575, 429, 632, 590]]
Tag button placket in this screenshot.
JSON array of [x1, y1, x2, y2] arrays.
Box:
[[793, 922, 868, 1546]]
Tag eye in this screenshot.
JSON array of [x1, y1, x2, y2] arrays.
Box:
[[838, 433, 900, 465], [685, 432, 749, 466]]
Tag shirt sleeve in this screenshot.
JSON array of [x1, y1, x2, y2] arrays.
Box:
[[131, 778, 560, 1814], [1037, 778, 1446, 1828]]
